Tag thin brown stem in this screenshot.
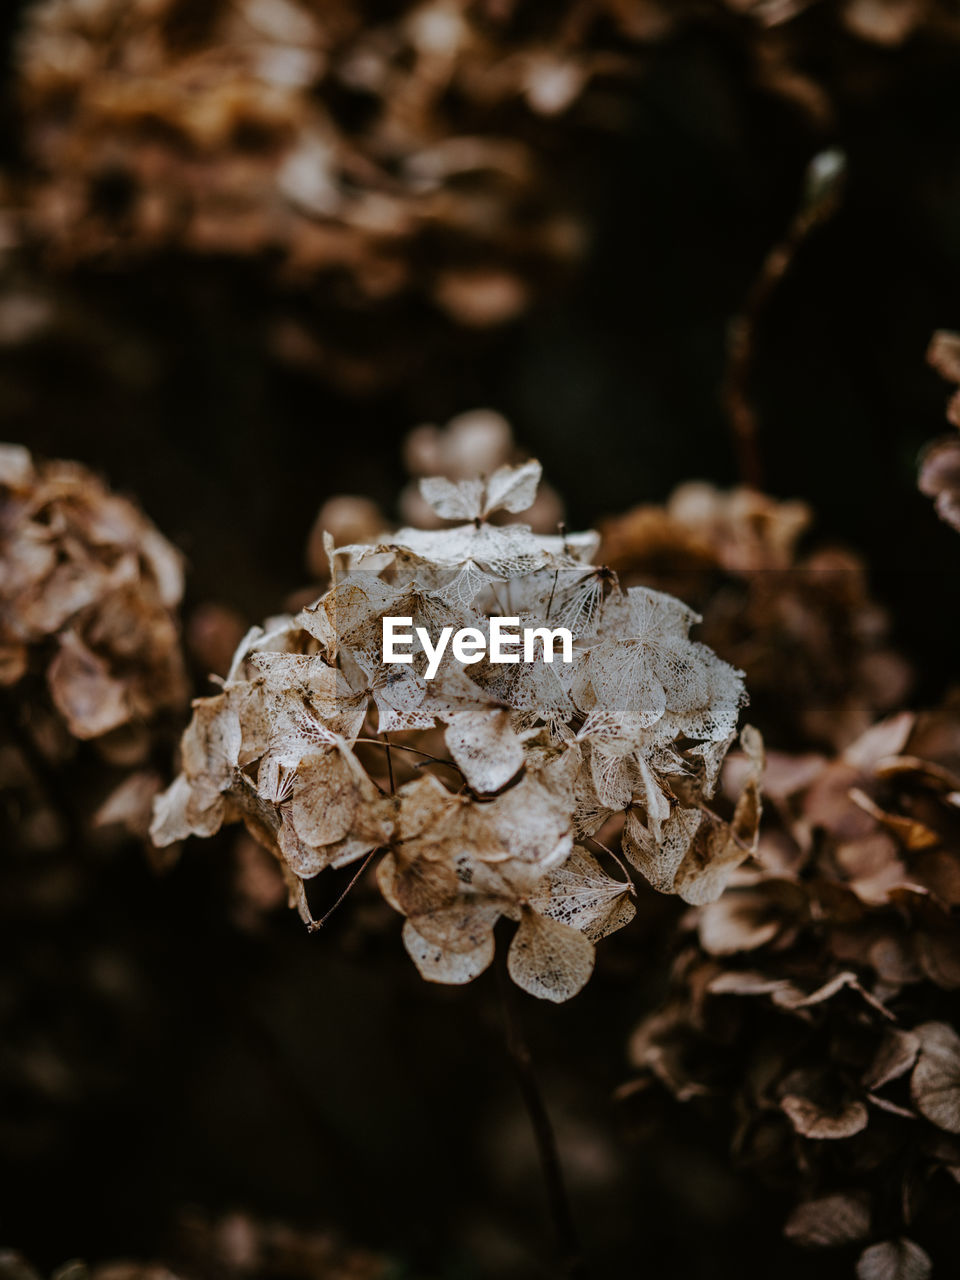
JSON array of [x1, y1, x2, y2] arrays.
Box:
[[383, 732, 396, 794], [308, 848, 378, 933], [354, 737, 466, 779], [495, 959, 588, 1279], [723, 151, 845, 488]]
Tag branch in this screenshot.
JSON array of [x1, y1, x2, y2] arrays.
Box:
[[723, 148, 846, 488]]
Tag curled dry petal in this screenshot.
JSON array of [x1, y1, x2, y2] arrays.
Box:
[[780, 1093, 870, 1140]]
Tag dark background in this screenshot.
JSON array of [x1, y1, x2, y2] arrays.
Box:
[[2, 4, 960, 1277]]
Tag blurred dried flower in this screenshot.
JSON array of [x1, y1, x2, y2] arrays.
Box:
[[14, 0, 592, 389], [175, 1207, 393, 1279], [0, 1214, 392, 1280], [0, 446, 189, 1161], [0, 443, 187, 860], [153, 459, 752, 1000], [600, 482, 910, 750], [0, 443, 186, 745], [623, 701, 960, 1274], [305, 495, 387, 580], [399, 409, 565, 532]]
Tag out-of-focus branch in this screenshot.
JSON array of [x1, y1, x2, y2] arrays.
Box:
[[723, 148, 847, 489]]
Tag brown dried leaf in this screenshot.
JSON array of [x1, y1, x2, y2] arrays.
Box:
[[675, 724, 764, 905], [697, 889, 782, 955]]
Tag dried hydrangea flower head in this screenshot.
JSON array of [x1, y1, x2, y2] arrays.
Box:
[[0, 443, 186, 743], [600, 481, 910, 750], [0, 442, 187, 856], [153, 457, 756, 1001], [624, 704, 960, 1275], [0, 445, 189, 1165]]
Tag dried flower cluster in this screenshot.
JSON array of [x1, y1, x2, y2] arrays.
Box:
[[13, 0, 960, 393], [153, 460, 756, 1001], [919, 330, 960, 533], [625, 705, 960, 1276], [0, 444, 185, 746], [600, 481, 910, 750], [0, 446, 189, 1173], [14, 0, 594, 387]]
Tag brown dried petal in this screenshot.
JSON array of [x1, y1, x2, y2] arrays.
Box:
[[848, 788, 939, 852], [47, 629, 129, 738], [289, 747, 363, 848], [856, 1239, 932, 1280], [623, 803, 702, 893], [677, 724, 764, 906], [444, 706, 525, 793], [150, 773, 195, 847], [910, 1021, 960, 1133], [527, 846, 635, 942], [402, 919, 495, 985], [927, 330, 960, 383], [780, 1093, 870, 1140], [863, 1029, 921, 1090], [844, 713, 916, 771], [507, 906, 595, 1003], [697, 889, 782, 955], [784, 1193, 871, 1247]]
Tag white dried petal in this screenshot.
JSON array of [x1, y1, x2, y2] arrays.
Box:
[[507, 907, 595, 1002]]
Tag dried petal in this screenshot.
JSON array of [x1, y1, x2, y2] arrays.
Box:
[[507, 906, 595, 1003], [856, 1239, 932, 1280], [910, 1021, 960, 1133]]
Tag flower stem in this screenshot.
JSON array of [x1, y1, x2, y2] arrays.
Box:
[[495, 959, 588, 1279], [722, 150, 845, 488]]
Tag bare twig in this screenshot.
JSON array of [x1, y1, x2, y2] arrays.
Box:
[[307, 848, 378, 932], [723, 148, 846, 488], [495, 958, 588, 1279]]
